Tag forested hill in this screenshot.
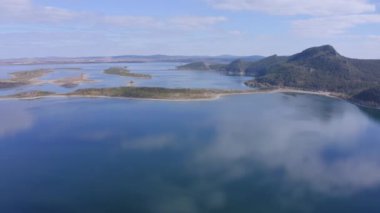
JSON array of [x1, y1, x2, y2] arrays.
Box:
[[244, 45, 380, 96], [179, 45, 380, 108], [243, 45, 380, 107]]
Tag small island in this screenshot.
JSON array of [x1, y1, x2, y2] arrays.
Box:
[[0, 81, 28, 89], [0, 69, 53, 89], [104, 67, 152, 79], [10, 69, 53, 80], [52, 73, 93, 88], [0, 69, 97, 89]]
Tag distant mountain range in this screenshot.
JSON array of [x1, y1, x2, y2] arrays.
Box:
[[179, 45, 380, 108], [0, 55, 264, 65]]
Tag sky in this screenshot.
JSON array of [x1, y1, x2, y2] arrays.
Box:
[[1, 0, 380, 59]]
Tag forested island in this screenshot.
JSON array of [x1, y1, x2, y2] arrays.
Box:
[[104, 67, 152, 79]]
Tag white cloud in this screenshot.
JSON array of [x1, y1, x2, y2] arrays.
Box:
[[0, 0, 31, 13], [293, 14, 380, 37], [368, 35, 380, 40], [0, 0, 79, 22], [169, 16, 227, 30], [101, 16, 163, 28], [0, 0, 226, 30], [208, 0, 380, 39], [208, 0, 376, 16], [228, 30, 242, 36], [100, 16, 227, 30]]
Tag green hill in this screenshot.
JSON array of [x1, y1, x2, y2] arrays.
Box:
[[240, 45, 380, 107], [177, 61, 228, 71], [244, 45, 380, 93], [177, 62, 212, 70]]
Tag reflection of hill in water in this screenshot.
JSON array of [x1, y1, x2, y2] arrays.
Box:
[[280, 93, 345, 123], [359, 107, 380, 124], [193, 93, 373, 195]]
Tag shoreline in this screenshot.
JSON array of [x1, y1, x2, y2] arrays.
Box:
[[0, 86, 377, 109], [0, 94, 221, 102], [0, 88, 343, 101]]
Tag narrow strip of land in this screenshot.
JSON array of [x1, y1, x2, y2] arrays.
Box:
[[0, 86, 348, 104]]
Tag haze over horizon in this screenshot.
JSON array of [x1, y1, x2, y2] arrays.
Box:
[[1, 0, 380, 59]]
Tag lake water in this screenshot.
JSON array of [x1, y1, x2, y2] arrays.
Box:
[[1, 62, 380, 212], [0, 63, 251, 96], [1, 92, 380, 212]]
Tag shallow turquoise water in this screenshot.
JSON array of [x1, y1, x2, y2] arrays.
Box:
[[0, 93, 380, 212]]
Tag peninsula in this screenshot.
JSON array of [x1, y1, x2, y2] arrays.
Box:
[[179, 45, 380, 108], [2, 87, 254, 100]]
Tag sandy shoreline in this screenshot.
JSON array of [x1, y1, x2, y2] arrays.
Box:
[[0, 88, 344, 102]]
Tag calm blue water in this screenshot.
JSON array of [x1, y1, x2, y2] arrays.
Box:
[[0, 93, 380, 212], [0, 63, 251, 95]]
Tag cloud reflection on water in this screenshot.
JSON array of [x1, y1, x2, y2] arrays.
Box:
[[119, 94, 380, 211], [193, 94, 378, 194], [0, 102, 34, 138], [1, 94, 379, 212], [121, 134, 177, 151]]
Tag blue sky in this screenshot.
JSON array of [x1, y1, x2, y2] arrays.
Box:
[[1, 0, 380, 59]]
